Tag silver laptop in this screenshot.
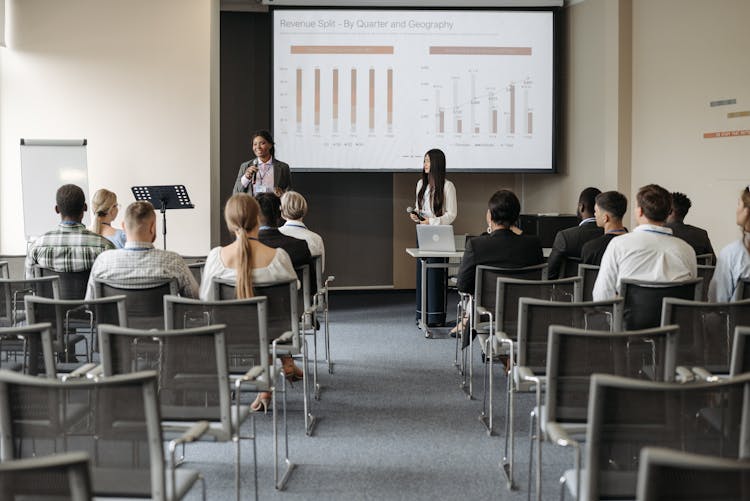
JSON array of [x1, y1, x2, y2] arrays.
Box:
[[416, 225, 456, 252]]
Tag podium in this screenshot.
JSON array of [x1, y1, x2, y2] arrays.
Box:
[[131, 185, 194, 249]]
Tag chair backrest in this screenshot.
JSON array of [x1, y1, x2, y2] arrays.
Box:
[[295, 264, 312, 314], [575, 264, 600, 302], [164, 295, 269, 375], [546, 325, 678, 426], [0, 369, 167, 500], [33, 266, 90, 300], [93, 278, 177, 329], [516, 298, 623, 374], [0, 277, 60, 327], [620, 278, 702, 330], [0, 451, 92, 501], [187, 261, 205, 284], [730, 327, 750, 376], [447, 234, 468, 279], [695, 253, 714, 266], [636, 446, 750, 501], [98, 323, 231, 430], [735, 277, 750, 301], [25, 295, 127, 357], [662, 298, 750, 374], [560, 255, 582, 279], [0, 262, 8, 279], [214, 277, 299, 349], [585, 372, 750, 500], [0, 323, 56, 377], [696, 264, 715, 302], [493, 275, 578, 338]]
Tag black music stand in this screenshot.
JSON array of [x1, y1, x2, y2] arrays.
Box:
[[131, 185, 194, 250]]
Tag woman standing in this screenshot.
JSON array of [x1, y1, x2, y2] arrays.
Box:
[[708, 187, 750, 302], [233, 130, 292, 196], [200, 193, 300, 412], [90, 188, 126, 248], [410, 149, 457, 327]]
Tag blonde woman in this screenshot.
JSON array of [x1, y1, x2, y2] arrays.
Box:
[[90, 188, 126, 248], [279, 190, 325, 271], [200, 193, 299, 412]]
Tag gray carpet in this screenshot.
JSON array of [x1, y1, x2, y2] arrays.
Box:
[[179, 291, 575, 500]]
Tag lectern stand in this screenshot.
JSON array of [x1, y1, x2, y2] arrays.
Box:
[[131, 185, 194, 250]]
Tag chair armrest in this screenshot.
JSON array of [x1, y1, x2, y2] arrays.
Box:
[[675, 366, 695, 383], [475, 305, 490, 318], [546, 422, 581, 449], [691, 366, 720, 382], [61, 363, 98, 381], [169, 421, 210, 450], [273, 331, 295, 344], [235, 366, 265, 387], [516, 366, 537, 384]]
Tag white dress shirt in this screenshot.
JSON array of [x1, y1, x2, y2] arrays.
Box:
[[279, 220, 325, 271], [592, 224, 698, 301], [708, 239, 750, 302], [415, 179, 457, 226]]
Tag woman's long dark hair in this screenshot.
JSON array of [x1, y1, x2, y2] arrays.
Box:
[[417, 149, 446, 216], [252, 130, 275, 158]]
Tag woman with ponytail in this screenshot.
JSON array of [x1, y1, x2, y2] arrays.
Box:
[[90, 188, 126, 248], [200, 193, 298, 411], [708, 186, 750, 302]]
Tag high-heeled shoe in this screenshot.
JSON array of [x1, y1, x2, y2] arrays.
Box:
[[283, 363, 304, 382], [250, 393, 270, 413]]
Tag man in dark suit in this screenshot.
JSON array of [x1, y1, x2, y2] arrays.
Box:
[[666, 191, 714, 263], [457, 190, 544, 294], [255, 193, 312, 271], [546, 187, 603, 279], [581, 191, 628, 266]]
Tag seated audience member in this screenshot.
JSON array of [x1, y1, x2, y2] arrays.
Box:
[[546, 187, 604, 279], [90, 188, 126, 248], [256, 192, 313, 272], [581, 190, 628, 266], [456, 189, 544, 294], [279, 190, 325, 271], [25, 184, 114, 278], [666, 191, 715, 261], [85, 201, 199, 299], [593, 184, 697, 300], [200, 194, 300, 412], [708, 187, 750, 302]]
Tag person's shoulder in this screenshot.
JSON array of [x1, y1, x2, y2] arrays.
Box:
[[720, 239, 745, 257], [444, 179, 456, 189], [274, 159, 290, 169]]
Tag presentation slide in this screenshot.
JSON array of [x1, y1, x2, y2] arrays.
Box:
[[273, 9, 555, 172]]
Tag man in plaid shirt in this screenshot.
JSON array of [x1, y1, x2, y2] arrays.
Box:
[[25, 184, 114, 278]]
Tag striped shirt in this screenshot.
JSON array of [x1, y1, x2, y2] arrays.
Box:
[[85, 241, 199, 300], [25, 222, 114, 278]]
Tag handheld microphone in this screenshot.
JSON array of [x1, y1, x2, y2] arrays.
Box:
[[251, 158, 259, 183], [406, 206, 425, 221]]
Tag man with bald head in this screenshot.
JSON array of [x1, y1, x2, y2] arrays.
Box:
[[85, 201, 198, 299]]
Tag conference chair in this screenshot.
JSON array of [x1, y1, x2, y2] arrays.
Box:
[[98, 324, 255, 500], [92, 278, 177, 329], [0, 276, 60, 327], [636, 447, 750, 501], [534, 325, 678, 501], [0, 323, 56, 376], [695, 252, 714, 266], [0, 261, 8, 279], [312, 254, 336, 376], [0, 370, 205, 501], [574, 264, 599, 302], [33, 265, 89, 300], [619, 278, 702, 330], [559, 372, 750, 501], [559, 255, 582, 279], [730, 326, 750, 376], [295, 264, 323, 400], [214, 277, 317, 438], [504, 298, 623, 492], [447, 233, 468, 290], [163, 294, 295, 490], [696, 264, 715, 301], [0, 451, 93, 501], [477, 273, 577, 436], [25, 295, 127, 366], [735, 277, 750, 301], [466, 263, 547, 399], [187, 261, 205, 284], [661, 297, 750, 378]]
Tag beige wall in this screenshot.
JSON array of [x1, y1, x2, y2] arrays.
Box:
[[631, 0, 750, 252], [0, 0, 218, 255]]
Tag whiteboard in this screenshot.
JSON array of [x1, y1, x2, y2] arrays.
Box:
[[20, 139, 90, 242]]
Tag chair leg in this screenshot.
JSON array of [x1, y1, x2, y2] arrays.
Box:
[[275, 371, 296, 491], [302, 338, 317, 436], [501, 366, 514, 489], [527, 409, 535, 501], [324, 295, 334, 375], [312, 320, 321, 401]]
